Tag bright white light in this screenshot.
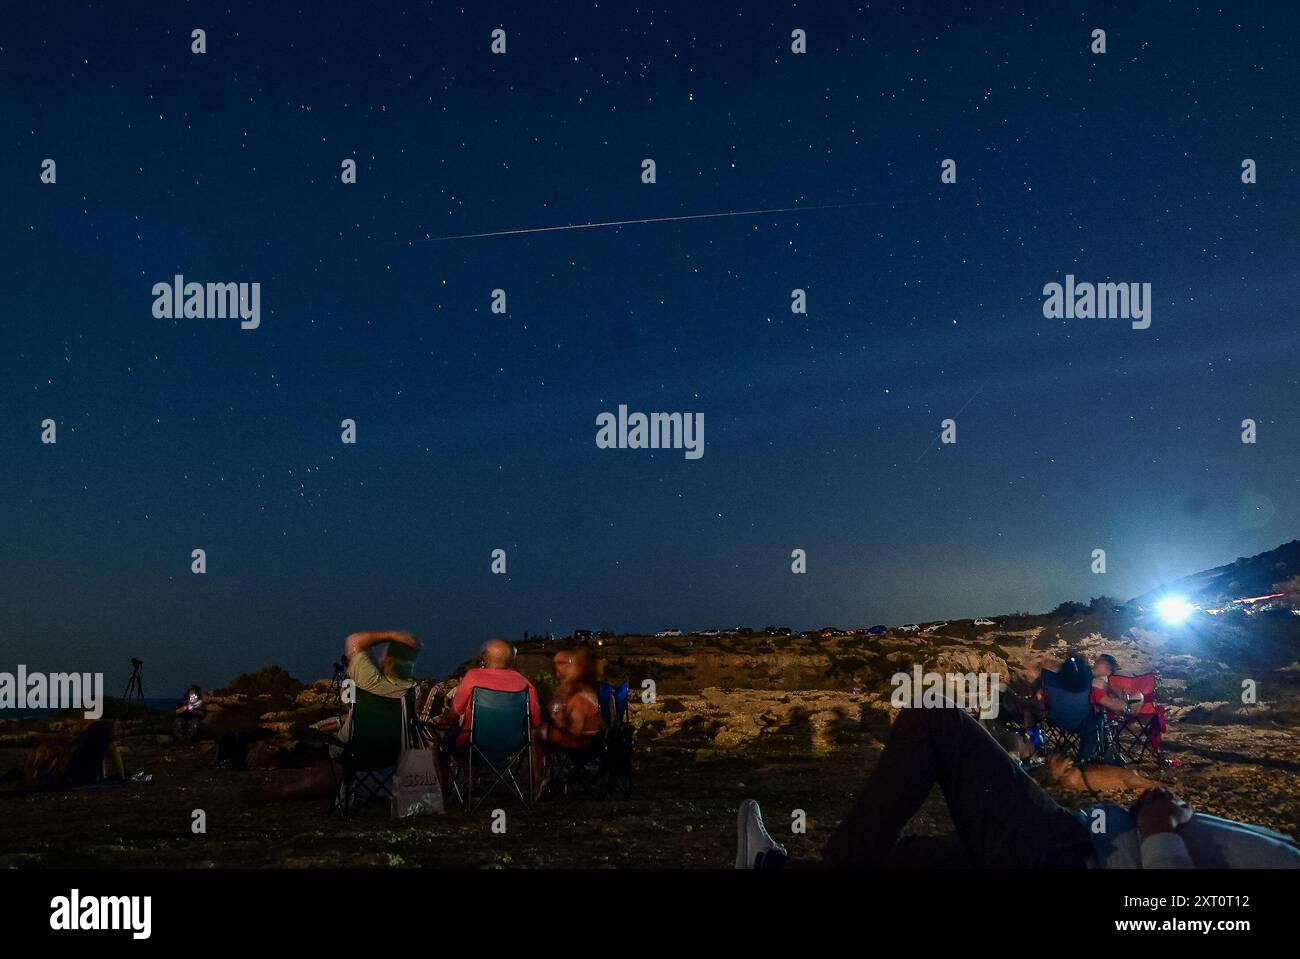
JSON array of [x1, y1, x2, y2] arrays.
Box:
[[1156, 596, 1194, 625]]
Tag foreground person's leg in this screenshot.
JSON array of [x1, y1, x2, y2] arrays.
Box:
[[736, 799, 788, 869], [823, 706, 1092, 868], [244, 760, 335, 802]]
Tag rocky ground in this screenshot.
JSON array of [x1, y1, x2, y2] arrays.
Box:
[[3, 620, 1298, 868]]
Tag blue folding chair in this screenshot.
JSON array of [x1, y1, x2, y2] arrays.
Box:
[[1041, 669, 1120, 764], [598, 680, 629, 727], [597, 681, 634, 797], [449, 687, 533, 811]]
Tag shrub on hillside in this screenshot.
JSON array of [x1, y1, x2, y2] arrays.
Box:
[[219, 665, 304, 699], [1050, 601, 1090, 618]]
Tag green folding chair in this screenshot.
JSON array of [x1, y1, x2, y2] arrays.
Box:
[[312, 687, 418, 816], [449, 687, 533, 811]]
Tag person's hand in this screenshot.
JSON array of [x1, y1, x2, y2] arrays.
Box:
[[389, 630, 420, 650], [1132, 788, 1193, 839]]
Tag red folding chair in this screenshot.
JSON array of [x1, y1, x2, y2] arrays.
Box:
[[1106, 672, 1166, 764]]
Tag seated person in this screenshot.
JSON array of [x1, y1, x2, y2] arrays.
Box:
[[734, 702, 1300, 869], [1091, 654, 1142, 712], [1092, 653, 1168, 755], [1032, 653, 1130, 716], [539, 648, 601, 751], [447, 639, 542, 750], [172, 685, 206, 741], [442, 639, 543, 798], [246, 629, 420, 802]]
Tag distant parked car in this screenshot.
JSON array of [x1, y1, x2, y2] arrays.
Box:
[[698, 629, 720, 636], [866, 625, 888, 636], [974, 619, 996, 627], [898, 624, 919, 633], [656, 629, 683, 637]]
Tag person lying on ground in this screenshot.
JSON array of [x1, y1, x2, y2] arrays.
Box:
[[734, 702, 1300, 869], [245, 629, 420, 802], [2, 720, 127, 793]]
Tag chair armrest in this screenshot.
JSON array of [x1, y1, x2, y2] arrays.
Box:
[[304, 728, 345, 751]]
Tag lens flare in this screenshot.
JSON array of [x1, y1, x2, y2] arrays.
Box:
[[1156, 596, 1194, 625]]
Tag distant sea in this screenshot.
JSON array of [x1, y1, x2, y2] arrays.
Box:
[[0, 698, 177, 720]]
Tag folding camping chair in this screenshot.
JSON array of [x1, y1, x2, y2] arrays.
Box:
[[1040, 668, 1122, 765], [548, 733, 607, 798], [597, 680, 635, 797], [1106, 672, 1166, 764], [543, 681, 634, 800], [310, 686, 420, 816], [448, 687, 533, 811]]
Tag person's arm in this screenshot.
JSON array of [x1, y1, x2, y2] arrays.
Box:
[[1097, 687, 1130, 714], [344, 630, 421, 658], [104, 743, 125, 781], [451, 677, 473, 718], [527, 683, 543, 728]]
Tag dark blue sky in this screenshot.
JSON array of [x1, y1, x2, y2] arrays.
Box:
[[3, 2, 1299, 691]]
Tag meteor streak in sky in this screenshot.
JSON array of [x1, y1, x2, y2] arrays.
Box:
[[421, 200, 895, 241]]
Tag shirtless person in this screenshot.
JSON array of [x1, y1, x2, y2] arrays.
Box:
[[540, 649, 600, 751]]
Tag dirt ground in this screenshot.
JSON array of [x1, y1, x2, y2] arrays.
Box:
[[3, 702, 1298, 869]]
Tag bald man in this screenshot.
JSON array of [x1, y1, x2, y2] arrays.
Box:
[[449, 639, 542, 750]]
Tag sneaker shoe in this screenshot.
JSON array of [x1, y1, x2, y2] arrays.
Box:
[[735, 799, 788, 870]]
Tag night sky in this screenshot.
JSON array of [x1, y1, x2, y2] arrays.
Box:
[[3, 3, 1299, 692]]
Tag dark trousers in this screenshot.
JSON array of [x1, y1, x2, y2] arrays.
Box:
[[822, 705, 1093, 868]]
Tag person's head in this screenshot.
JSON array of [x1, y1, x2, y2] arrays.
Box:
[[1060, 654, 1092, 693], [1093, 654, 1119, 678], [382, 643, 418, 680], [480, 639, 514, 670], [189, 685, 202, 698], [554, 648, 597, 687]]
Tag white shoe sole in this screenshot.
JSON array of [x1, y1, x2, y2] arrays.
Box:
[[735, 800, 753, 869]]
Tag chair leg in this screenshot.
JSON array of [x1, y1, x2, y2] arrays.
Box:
[[449, 756, 468, 810]]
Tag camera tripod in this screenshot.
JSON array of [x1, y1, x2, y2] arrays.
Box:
[[122, 658, 147, 722]]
